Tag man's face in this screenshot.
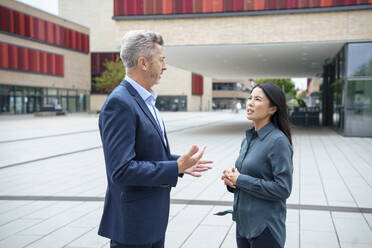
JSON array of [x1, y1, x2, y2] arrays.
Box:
[[147, 44, 167, 87]]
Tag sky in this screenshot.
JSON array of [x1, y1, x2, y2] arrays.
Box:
[[17, 0, 308, 90], [17, 0, 58, 15]]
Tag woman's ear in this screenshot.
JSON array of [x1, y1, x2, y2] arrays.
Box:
[[269, 106, 277, 116]]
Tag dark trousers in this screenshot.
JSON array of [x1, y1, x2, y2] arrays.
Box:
[[110, 237, 165, 248], [236, 226, 281, 248]]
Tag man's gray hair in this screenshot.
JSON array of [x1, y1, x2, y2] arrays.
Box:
[[120, 30, 164, 69]]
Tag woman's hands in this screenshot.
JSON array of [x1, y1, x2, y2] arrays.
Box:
[[221, 168, 240, 188]]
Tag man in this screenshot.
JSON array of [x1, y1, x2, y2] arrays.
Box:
[[98, 30, 212, 248]]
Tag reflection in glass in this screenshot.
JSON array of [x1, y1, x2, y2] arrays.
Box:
[[345, 80, 372, 136], [347, 43, 372, 77]]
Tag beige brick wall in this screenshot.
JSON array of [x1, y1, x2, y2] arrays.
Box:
[[59, 0, 372, 48], [90, 94, 108, 112]]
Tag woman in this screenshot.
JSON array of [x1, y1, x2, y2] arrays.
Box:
[[222, 82, 293, 248]]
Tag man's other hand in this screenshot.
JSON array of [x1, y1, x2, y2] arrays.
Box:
[[177, 145, 211, 174], [184, 160, 213, 177]]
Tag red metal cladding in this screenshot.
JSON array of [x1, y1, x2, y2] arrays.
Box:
[[0, 42, 64, 76], [192, 73, 203, 95], [113, 0, 372, 15], [0, 5, 89, 53]]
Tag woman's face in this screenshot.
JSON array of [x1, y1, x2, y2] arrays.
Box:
[[246, 87, 277, 123]]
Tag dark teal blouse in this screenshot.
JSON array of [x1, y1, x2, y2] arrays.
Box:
[[230, 122, 293, 248]]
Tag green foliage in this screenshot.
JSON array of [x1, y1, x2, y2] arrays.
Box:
[[93, 56, 125, 94], [254, 78, 296, 98]]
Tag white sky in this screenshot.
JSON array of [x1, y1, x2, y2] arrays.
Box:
[[291, 78, 308, 90], [17, 0, 58, 15], [15, 1, 309, 90]]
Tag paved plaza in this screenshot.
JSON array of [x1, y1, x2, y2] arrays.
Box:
[[0, 112, 372, 248]]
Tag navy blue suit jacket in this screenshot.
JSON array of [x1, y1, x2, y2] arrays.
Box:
[[98, 80, 180, 245]]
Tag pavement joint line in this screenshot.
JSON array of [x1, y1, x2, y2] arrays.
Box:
[[0, 129, 99, 144], [0, 115, 224, 144], [1, 196, 372, 214], [0, 119, 231, 170], [0, 146, 102, 170]]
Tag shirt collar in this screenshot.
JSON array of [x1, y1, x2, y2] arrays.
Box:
[[246, 122, 275, 141], [125, 75, 157, 104]]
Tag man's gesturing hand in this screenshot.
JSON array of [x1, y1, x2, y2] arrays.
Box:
[[177, 145, 207, 174]]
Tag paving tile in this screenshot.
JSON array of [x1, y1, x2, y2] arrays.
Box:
[[180, 225, 230, 248], [0, 113, 372, 248], [0, 234, 42, 248], [25, 226, 90, 248], [300, 230, 339, 248], [64, 227, 108, 247]]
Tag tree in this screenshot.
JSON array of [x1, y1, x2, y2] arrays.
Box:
[[254, 78, 296, 98], [93, 56, 125, 94]]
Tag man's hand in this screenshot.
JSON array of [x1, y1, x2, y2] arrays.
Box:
[[184, 160, 213, 177], [177, 145, 208, 174]]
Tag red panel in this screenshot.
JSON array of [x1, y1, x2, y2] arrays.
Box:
[[35, 50, 40, 72], [192, 73, 203, 95], [114, 0, 117, 15], [287, 0, 298, 8], [72, 30, 77, 49], [28, 49, 35, 72], [143, 0, 152, 14], [0, 43, 9, 68], [117, 0, 124, 15], [9, 9, 14, 33], [203, 0, 213, 12], [60, 56, 64, 75], [13, 11, 20, 35], [233, 0, 244, 11], [173, 0, 182, 13], [43, 52, 48, 73], [223, 0, 233, 11], [47, 22, 53, 43], [193, 0, 203, 12], [212, 0, 223, 11], [55, 55, 61, 75], [162, 0, 172, 13], [10, 45, 18, 69], [59, 26, 65, 46], [19, 12, 25, 35], [18, 47, 25, 70], [277, 0, 287, 9], [64, 29, 70, 48], [39, 19, 45, 41], [153, 0, 163, 14], [39, 51, 45, 73], [52, 54, 56, 75], [47, 53, 52, 74], [44, 20, 48, 42], [136, 0, 144, 14], [244, 0, 253, 10], [24, 15, 31, 37], [0, 6, 8, 32]]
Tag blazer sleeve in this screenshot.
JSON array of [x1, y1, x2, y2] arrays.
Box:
[[235, 136, 293, 201], [99, 98, 179, 187]]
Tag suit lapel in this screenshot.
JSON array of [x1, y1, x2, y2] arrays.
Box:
[[124, 81, 168, 150]]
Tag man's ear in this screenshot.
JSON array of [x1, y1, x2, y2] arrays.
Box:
[[138, 57, 147, 71]]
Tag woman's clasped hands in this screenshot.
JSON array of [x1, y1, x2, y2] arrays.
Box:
[[221, 168, 240, 189]]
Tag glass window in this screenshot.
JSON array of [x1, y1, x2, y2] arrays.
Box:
[[345, 80, 372, 137], [156, 96, 187, 111], [347, 43, 372, 78]]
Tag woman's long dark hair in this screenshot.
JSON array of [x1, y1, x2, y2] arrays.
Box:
[[253, 83, 293, 146]]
